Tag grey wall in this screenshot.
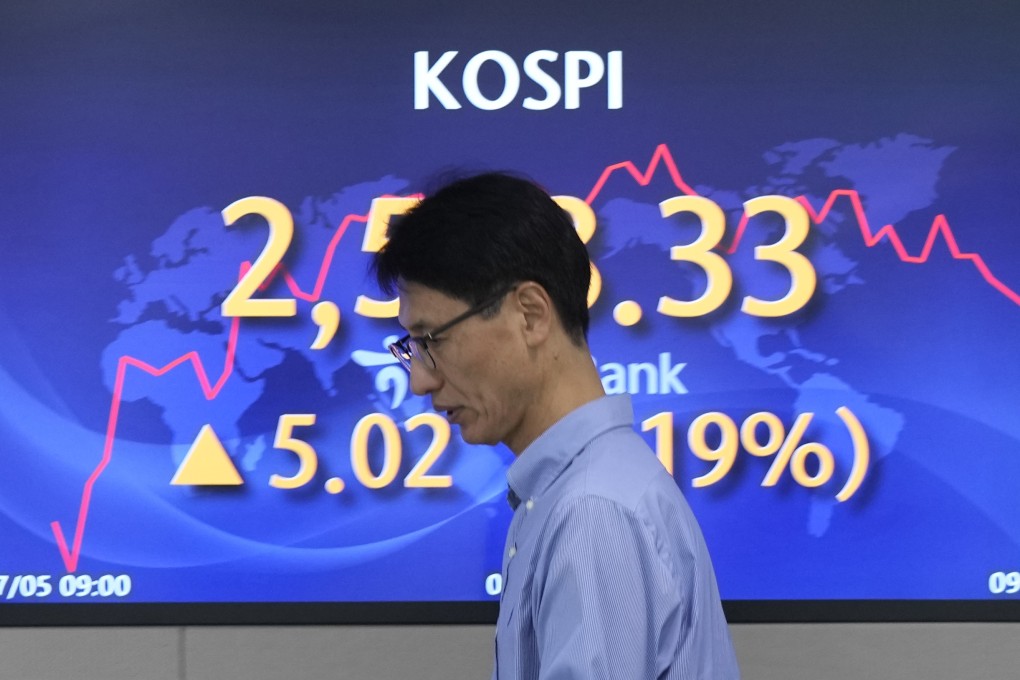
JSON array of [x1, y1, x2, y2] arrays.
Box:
[[1, 623, 1018, 680]]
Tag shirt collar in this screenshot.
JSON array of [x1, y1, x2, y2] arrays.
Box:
[[506, 395, 633, 508]]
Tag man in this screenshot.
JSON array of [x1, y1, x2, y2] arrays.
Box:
[[374, 172, 739, 679]]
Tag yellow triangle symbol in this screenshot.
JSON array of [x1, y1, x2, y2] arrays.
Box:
[[171, 425, 244, 486]]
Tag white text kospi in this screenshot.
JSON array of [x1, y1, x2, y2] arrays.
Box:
[[414, 50, 623, 110]]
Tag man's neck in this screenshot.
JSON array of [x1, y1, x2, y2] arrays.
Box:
[[505, 342, 605, 456]]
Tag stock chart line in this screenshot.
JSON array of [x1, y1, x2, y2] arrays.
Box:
[[49, 215, 361, 572], [584, 142, 1018, 308], [277, 214, 369, 301], [50, 313, 242, 572], [49, 144, 1017, 572], [584, 143, 699, 203], [724, 189, 1020, 307]]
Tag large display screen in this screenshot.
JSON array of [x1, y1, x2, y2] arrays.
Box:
[[2, 0, 1018, 624]]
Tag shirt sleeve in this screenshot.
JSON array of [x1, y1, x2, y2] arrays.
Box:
[[531, 494, 684, 680]]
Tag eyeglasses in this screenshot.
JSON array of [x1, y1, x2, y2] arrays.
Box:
[[389, 285, 517, 371]]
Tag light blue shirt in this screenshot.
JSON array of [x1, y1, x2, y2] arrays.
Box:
[[493, 395, 739, 680]]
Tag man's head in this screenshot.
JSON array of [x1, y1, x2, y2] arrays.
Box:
[[373, 172, 590, 345], [372, 172, 602, 454]]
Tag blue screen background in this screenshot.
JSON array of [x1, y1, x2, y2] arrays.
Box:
[[0, 0, 1017, 607]]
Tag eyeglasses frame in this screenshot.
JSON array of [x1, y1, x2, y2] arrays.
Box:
[[388, 285, 517, 371]]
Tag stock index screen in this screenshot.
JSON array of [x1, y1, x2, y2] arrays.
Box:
[[1, 0, 1018, 624]]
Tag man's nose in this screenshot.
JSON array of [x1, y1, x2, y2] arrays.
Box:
[[409, 359, 442, 396]]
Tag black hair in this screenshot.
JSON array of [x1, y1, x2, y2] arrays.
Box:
[[372, 172, 590, 344]]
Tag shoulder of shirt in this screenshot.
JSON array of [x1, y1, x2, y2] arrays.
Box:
[[553, 425, 687, 517]]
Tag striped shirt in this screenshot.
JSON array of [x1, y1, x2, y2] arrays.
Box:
[[493, 395, 740, 680]]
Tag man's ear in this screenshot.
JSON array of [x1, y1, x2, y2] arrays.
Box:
[[513, 282, 554, 347]]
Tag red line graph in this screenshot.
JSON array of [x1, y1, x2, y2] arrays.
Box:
[[584, 143, 699, 203], [50, 145, 1017, 571], [722, 189, 1020, 307], [585, 143, 1019, 308], [275, 213, 367, 302], [50, 313, 242, 571], [50, 215, 361, 571]]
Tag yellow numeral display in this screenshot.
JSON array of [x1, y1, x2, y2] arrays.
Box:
[[221, 196, 297, 318], [657, 194, 816, 318], [354, 196, 419, 319], [219, 192, 817, 322], [266, 412, 453, 492], [640, 408, 869, 502]]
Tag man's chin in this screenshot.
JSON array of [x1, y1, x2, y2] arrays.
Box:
[[457, 425, 499, 447]]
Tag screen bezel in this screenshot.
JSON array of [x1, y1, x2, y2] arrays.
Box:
[[2, 601, 1018, 627]]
